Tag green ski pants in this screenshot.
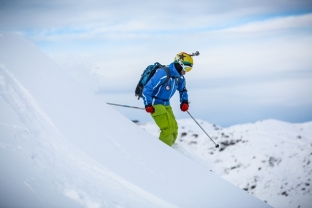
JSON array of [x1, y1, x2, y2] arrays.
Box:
[[151, 104, 178, 146]]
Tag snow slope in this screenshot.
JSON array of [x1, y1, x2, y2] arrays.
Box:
[[140, 119, 312, 208], [0, 33, 272, 207]]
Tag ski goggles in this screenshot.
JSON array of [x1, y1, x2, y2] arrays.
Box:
[[182, 64, 192, 72], [179, 62, 192, 72]]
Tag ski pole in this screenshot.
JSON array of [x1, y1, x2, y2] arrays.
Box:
[[107, 102, 219, 148], [106, 102, 145, 110], [186, 111, 219, 148]]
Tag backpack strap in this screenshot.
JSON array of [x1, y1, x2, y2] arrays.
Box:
[[161, 66, 170, 85], [160, 66, 181, 85]]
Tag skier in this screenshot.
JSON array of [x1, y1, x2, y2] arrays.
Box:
[[142, 52, 194, 146]]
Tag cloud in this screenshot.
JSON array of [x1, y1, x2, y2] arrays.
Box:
[[1, 0, 312, 125], [1, 0, 311, 33], [220, 13, 312, 33]]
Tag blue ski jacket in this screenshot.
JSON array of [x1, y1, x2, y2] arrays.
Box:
[[142, 62, 188, 106]]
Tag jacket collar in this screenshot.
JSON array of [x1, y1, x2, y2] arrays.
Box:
[[169, 62, 183, 77]]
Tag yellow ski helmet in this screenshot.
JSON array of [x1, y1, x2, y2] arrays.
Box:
[[174, 52, 197, 72]]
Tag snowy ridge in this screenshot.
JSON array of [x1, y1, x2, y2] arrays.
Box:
[[0, 32, 271, 208], [0, 64, 178, 208], [139, 119, 312, 208]]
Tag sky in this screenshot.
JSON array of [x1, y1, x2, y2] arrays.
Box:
[[1, 0, 312, 127]]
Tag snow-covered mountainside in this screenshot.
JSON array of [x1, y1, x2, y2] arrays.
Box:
[[0, 33, 272, 207], [139, 119, 312, 208]]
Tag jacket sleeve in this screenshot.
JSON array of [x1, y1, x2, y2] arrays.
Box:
[[142, 69, 168, 106], [177, 76, 188, 103]]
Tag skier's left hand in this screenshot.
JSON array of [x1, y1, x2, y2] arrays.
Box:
[[180, 101, 189, 112], [145, 104, 155, 114]]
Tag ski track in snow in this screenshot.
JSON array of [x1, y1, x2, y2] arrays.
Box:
[[0, 64, 58, 137], [0, 64, 178, 208]]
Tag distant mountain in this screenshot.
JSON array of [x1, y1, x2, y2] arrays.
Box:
[[139, 119, 312, 208]]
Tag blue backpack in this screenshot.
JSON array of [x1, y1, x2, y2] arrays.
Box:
[[135, 62, 170, 100]]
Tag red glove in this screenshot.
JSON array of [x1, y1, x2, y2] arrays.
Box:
[[180, 101, 188, 112], [180, 101, 189, 112], [145, 105, 155, 114]]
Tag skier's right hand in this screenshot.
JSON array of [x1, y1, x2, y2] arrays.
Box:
[[145, 105, 155, 114]]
